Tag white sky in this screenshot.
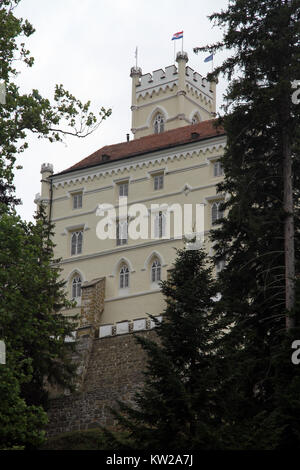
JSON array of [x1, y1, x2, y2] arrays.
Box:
[[13, 0, 229, 221]]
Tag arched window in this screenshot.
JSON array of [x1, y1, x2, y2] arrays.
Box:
[[119, 264, 129, 289], [151, 259, 161, 283], [211, 202, 224, 225], [72, 276, 82, 299], [191, 114, 199, 124], [71, 230, 83, 255], [153, 114, 165, 134]]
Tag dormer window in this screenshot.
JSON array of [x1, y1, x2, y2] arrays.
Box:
[[154, 114, 164, 134]]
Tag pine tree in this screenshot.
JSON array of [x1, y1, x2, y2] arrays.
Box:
[[198, 0, 300, 448], [108, 247, 221, 450]]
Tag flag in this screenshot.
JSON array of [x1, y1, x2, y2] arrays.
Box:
[[172, 31, 183, 41], [204, 54, 213, 63]]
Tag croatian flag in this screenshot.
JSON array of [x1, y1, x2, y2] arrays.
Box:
[[204, 54, 213, 63], [172, 31, 183, 41]]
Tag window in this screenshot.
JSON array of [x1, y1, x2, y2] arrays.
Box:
[[154, 174, 164, 191], [119, 182, 128, 197], [211, 202, 224, 225], [71, 230, 83, 255], [154, 114, 164, 134], [151, 259, 161, 283], [215, 259, 225, 277], [154, 211, 166, 238], [73, 193, 82, 209], [213, 161, 224, 177], [119, 265, 129, 289], [72, 276, 82, 298], [116, 219, 128, 246]]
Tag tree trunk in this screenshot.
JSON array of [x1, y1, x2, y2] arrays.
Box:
[[283, 112, 295, 330]]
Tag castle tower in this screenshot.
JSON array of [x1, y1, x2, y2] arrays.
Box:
[[130, 51, 216, 139]]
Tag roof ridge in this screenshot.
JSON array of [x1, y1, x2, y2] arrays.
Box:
[[56, 119, 224, 176]]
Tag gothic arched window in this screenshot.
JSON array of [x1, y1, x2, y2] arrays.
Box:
[[154, 113, 165, 134], [211, 202, 224, 225], [72, 275, 82, 299], [192, 114, 200, 124], [119, 264, 129, 289], [71, 230, 83, 255], [151, 259, 161, 283]]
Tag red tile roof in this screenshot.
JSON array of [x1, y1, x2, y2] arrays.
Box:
[[58, 119, 225, 175]]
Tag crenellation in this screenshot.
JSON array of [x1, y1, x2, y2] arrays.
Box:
[[138, 66, 178, 94], [185, 66, 194, 77], [193, 71, 202, 83]]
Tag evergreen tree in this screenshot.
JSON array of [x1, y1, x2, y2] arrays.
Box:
[[0, 0, 111, 448], [198, 0, 300, 448], [108, 247, 221, 450], [0, 204, 78, 448]]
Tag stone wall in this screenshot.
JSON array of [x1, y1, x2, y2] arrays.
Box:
[[46, 329, 157, 437]]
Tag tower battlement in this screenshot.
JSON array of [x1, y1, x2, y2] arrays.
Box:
[[137, 65, 178, 97], [185, 66, 212, 96], [130, 51, 216, 139]]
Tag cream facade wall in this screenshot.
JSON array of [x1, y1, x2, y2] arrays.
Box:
[[38, 133, 226, 326], [36, 53, 225, 329]]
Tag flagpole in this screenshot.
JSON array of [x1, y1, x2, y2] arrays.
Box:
[[182, 34, 183, 53], [174, 40, 176, 63]]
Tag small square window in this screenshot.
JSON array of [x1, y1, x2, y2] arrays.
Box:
[[73, 193, 82, 209], [154, 174, 164, 190], [119, 182, 129, 197], [213, 162, 224, 177]]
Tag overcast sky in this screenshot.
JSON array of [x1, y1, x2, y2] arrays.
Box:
[[13, 0, 229, 221]]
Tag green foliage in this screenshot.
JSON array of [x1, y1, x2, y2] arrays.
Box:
[[0, 0, 111, 449], [40, 428, 128, 451], [0, 0, 111, 206], [0, 204, 78, 448], [197, 0, 300, 449], [108, 248, 221, 450]]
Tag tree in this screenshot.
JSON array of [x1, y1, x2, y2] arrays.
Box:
[[108, 247, 221, 450], [0, 0, 111, 207], [0, 0, 111, 448], [0, 205, 78, 448], [198, 0, 300, 448]]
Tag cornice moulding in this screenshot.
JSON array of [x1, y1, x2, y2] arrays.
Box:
[[52, 136, 226, 189]]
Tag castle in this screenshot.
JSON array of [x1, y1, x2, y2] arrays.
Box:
[[35, 51, 227, 435]]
